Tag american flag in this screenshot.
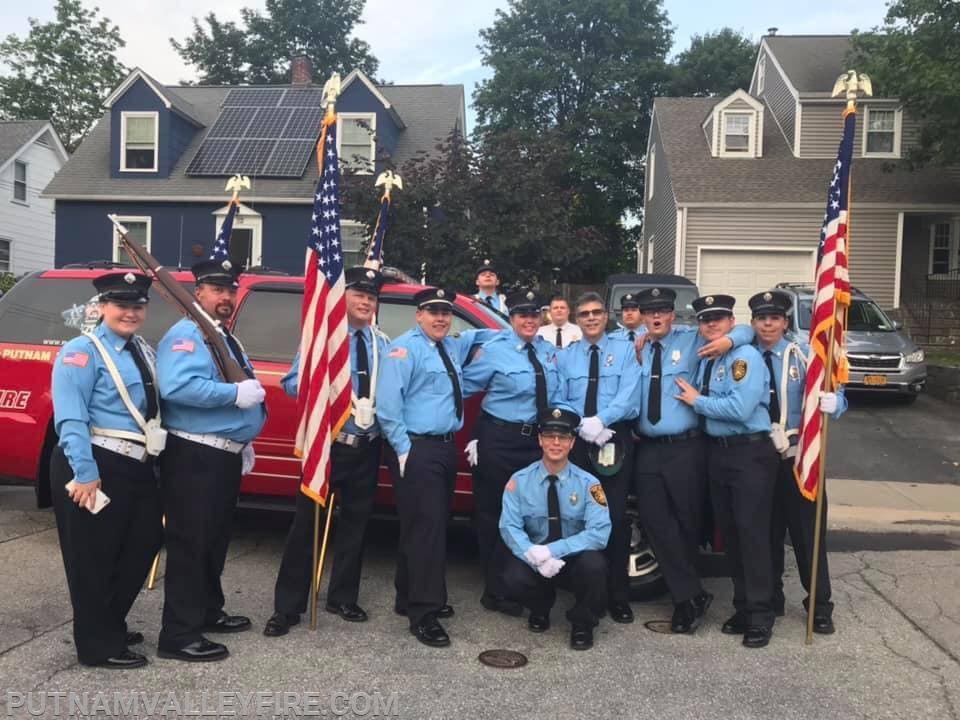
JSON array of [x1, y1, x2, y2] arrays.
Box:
[[795, 109, 854, 501], [210, 200, 239, 260], [364, 194, 390, 270], [294, 114, 352, 506]]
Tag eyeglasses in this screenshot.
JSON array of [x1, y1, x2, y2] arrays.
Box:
[[541, 432, 573, 442], [576, 309, 606, 318]]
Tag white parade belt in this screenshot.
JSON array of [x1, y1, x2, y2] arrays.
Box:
[[169, 429, 244, 454], [90, 435, 148, 462]]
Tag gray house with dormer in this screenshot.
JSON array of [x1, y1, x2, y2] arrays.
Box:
[[43, 62, 465, 273], [642, 34, 960, 324]]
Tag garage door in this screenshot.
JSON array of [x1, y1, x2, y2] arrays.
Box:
[[698, 248, 815, 315]]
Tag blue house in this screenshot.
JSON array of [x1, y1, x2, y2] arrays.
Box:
[[43, 64, 466, 273]]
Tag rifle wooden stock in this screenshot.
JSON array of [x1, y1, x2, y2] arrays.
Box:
[[108, 215, 249, 384]]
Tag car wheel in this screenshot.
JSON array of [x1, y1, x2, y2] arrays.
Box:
[[626, 505, 668, 601]]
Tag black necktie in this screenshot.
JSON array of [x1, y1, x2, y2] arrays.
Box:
[[546, 474, 562, 542], [222, 327, 255, 379], [524, 342, 548, 416], [555, 327, 563, 348], [356, 330, 370, 398], [763, 350, 781, 422], [698, 358, 715, 430], [647, 341, 662, 425], [125, 340, 158, 421], [584, 344, 599, 417], [628, 329, 636, 342], [436, 340, 463, 420], [485, 295, 495, 307]]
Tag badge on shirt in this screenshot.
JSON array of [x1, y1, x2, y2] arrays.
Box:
[[789, 364, 800, 381], [605, 353, 614, 367], [569, 492, 578, 506], [62, 350, 89, 367], [732, 359, 748, 382], [589, 483, 607, 507], [171, 339, 195, 353], [716, 364, 725, 380], [388, 347, 408, 359], [671, 349, 681, 365]]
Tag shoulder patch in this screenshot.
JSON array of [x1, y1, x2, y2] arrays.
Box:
[[388, 347, 408, 359], [61, 350, 89, 368], [732, 358, 748, 382], [171, 339, 195, 353], [505, 478, 517, 493], [589, 483, 607, 507]]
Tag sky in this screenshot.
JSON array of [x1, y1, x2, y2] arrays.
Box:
[[0, 0, 892, 133]]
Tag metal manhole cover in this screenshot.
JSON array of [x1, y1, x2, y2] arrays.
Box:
[[644, 620, 674, 634], [478, 649, 528, 668]]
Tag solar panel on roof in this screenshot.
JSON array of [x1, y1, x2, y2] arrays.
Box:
[[281, 88, 324, 107], [244, 107, 292, 138], [228, 139, 276, 175], [207, 107, 256, 138], [185, 138, 238, 175], [262, 139, 316, 177], [282, 107, 324, 139], [224, 88, 285, 107]]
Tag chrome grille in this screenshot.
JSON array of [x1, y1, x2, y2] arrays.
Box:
[[847, 354, 901, 370]]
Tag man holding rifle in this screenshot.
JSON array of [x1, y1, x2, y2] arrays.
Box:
[[155, 258, 267, 662]]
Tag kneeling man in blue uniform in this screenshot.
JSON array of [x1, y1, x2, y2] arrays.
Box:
[[499, 408, 612, 650]]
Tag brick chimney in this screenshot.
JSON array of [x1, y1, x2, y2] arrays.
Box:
[[291, 55, 312, 86]]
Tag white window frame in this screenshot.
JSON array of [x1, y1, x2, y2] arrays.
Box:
[[647, 147, 656, 201], [646, 237, 655, 273], [757, 55, 766, 94], [720, 112, 755, 156], [0, 237, 11, 273], [928, 220, 957, 275], [340, 219, 368, 266], [12, 160, 28, 204], [337, 112, 377, 175], [862, 106, 901, 159], [120, 111, 159, 172], [213, 203, 263, 267], [111, 215, 152, 263]]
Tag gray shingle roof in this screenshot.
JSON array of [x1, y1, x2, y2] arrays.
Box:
[[0, 120, 48, 168], [44, 80, 464, 201], [765, 35, 853, 97], [654, 96, 960, 205]]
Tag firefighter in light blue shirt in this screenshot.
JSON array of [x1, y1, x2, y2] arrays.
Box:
[[675, 294, 779, 649], [749, 289, 846, 634], [499, 407, 611, 651], [607, 292, 644, 342]]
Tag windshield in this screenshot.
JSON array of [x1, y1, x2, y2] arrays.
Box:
[[796, 297, 896, 332]]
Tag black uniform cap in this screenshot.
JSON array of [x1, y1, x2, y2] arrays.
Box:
[[538, 407, 581, 436], [414, 286, 457, 310], [748, 290, 792, 317], [635, 287, 677, 312], [692, 293, 736, 321], [345, 266, 385, 296], [93, 271, 151, 304], [506, 288, 541, 314], [192, 258, 240, 288], [476, 258, 498, 277]]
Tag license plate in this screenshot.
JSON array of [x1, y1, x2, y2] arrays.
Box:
[[864, 375, 888, 386]]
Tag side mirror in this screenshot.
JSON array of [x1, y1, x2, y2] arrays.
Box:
[[892, 320, 903, 330]]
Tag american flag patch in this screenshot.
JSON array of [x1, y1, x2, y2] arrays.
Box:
[[62, 351, 89, 367], [388, 347, 408, 359], [171, 339, 195, 353]]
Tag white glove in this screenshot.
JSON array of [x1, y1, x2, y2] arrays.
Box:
[[537, 556, 566, 579], [593, 427, 615, 447], [524, 544, 552, 567], [398, 452, 409, 478], [819, 391, 838, 414], [465, 439, 479, 467], [578, 415, 604, 443], [241, 444, 256, 475], [235, 379, 266, 408]]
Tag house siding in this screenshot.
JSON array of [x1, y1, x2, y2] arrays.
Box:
[[1, 137, 63, 273], [110, 79, 176, 178], [642, 114, 677, 274], [682, 206, 899, 308], [799, 102, 917, 159], [757, 50, 796, 150]]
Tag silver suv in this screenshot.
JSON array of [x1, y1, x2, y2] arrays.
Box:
[[776, 283, 927, 401]]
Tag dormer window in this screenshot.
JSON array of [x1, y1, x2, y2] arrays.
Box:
[[338, 113, 376, 174], [705, 89, 764, 158], [120, 112, 158, 171], [723, 114, 752, 153], [863, 107, 901, 157]]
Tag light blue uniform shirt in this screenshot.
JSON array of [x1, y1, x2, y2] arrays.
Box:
[[556, 335, 642, 425], [462, 332, 561, 422], [636, 323, 754, 437], [607, 326, 642, 342], [156, 318, 266, 444], [376, 326, 488, 456], [693, 344, 771, 437], [500, 460, 612, 566], [52, 323, 155, 483], [281, 325, 389, 435], [757, 336, 847, 439]]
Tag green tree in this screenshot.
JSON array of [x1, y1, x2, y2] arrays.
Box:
[[473, 0, 673, 280], [171, 0, 378, 85], [850, 0, 960, 166], [0, 0, 126, 151], [668, 28, 758, 97]]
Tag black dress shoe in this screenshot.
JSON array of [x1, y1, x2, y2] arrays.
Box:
[[480, 593, 524, 617], [721, 612, 747, 635], [527, 614, 550, 633], [203, 614, 251, 633], [263, 612, 300, 637], [157, 638, 229, 662], [608, 602, 634, 624], [125, 631, 144, 645], [570, 624, 594, 651], [410, 617, 450, 648], [670, 601, 697, 634], [743, 626, 772, 648], [395, 604, 455, 619], [325, 603, 368, 622], [90, 650, 148, 669], [813, 615, 836, 635]]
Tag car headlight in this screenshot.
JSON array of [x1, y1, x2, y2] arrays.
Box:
[[904, 349, 925, 364]]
